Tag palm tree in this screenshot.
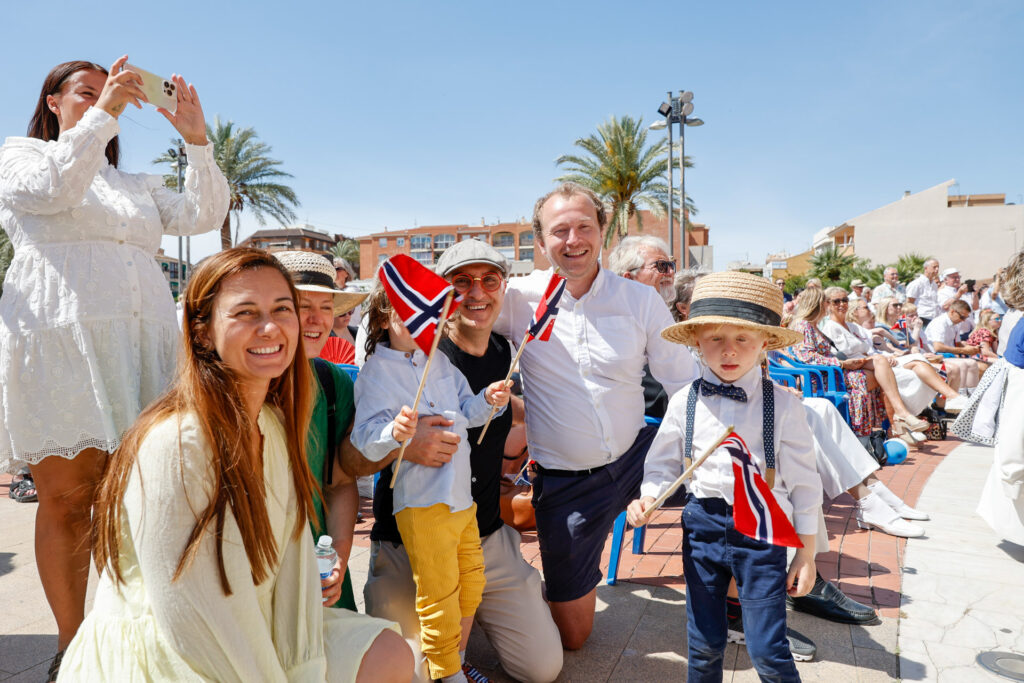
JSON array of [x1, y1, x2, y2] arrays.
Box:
[[893, 252, 928, 284], [555, 115, 695, 248], [809, 244, 857, 285], [330, 239, 361, 277], [154, 117, 299, 249]]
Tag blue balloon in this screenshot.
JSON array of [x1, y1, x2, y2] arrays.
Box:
[[883, 438, 909, 465]]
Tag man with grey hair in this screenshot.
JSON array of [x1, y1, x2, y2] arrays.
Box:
[[872, 267, 906, 303], [607, 235, 676, 302], [496, 182, 698, 650], [906, 258, 941, 326]]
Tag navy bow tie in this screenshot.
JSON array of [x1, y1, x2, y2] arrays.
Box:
[[699, 378, 747, 402]]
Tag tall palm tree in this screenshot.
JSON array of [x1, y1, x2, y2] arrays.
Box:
[[154, 117, 299, 249], [893, 252, 928, 284], [330, 239, 361, 277], [555, 115, 695, 248]]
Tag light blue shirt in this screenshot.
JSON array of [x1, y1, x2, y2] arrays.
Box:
[[351, 343, 502, 514]]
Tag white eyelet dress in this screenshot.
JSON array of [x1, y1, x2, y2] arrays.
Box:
[[0, 107, 229, 473]]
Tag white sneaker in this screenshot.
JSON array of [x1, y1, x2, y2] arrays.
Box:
[[868, 481, 930, 521], [856, 492, 925, 538], [943, 395, 969, 414]]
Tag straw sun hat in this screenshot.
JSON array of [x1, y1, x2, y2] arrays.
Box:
[[661, 271, 804, 350], [273, 251, 367, 316]]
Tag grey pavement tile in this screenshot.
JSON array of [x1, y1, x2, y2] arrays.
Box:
[[850, 617, 897, 652], [1, 661, 50, 683], [853, 645, 898, 680], [608, 587, 685, 681], [0, 624, 57, 679], [898, 652, 936, 682]]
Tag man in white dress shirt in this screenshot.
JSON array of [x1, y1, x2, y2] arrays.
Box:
[[906, 258, 941, 326], [494, 183, 699, 649]]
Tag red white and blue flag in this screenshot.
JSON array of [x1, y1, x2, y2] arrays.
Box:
[[722, 432, 803, 548], [378, 254, 460, 355], [891, 316, 908, 337], [525, 272, 567, 342]]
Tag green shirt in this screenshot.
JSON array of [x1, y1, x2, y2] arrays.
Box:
[[307, 359, 357, 611]]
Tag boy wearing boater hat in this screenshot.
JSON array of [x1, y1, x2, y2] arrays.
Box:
[[627, 272, 822, 683]]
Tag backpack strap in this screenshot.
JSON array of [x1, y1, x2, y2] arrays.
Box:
[[313, 358, 337, 486]]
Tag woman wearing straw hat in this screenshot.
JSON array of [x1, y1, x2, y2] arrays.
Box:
[[629, 271, 821, 683]]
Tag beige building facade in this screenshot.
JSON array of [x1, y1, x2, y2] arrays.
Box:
[[813, 180, 1024, 279]]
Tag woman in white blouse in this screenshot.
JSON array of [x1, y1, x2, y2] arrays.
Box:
[[61, 248, 411, 682], [819, 288, 965, 436], [0, 56, 228, 670]]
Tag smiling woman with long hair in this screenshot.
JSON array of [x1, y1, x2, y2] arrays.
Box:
[[59, 249, 410, 682]]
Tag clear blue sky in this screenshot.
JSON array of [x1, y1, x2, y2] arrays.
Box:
[[4, 1, 1022, 268]]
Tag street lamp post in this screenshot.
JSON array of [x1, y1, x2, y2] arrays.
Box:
[[651, 92, 704, 268], [167, 141, 188, 294]]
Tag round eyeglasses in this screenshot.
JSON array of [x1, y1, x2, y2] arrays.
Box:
[[450, 271, 503, 293]]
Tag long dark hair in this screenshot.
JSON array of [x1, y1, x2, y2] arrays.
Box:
[[28, 61, 120, 167], [93, 248, 317, 594]]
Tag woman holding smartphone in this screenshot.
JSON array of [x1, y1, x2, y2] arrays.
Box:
[[0, 56, 228, 679]]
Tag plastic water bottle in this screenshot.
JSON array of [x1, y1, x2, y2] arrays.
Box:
[[314, 535, 337, 580]]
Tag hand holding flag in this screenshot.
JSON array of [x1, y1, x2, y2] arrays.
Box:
[[377, 254, 459, 487], [476, 270, 566, 444]]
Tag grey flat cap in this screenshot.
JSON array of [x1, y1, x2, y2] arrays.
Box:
[[435, 238, 509, 277]]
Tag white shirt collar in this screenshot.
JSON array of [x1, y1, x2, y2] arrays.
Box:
[[699, 364, 762, 395]]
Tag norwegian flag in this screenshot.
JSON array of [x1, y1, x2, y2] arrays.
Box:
[[722, 432, 803, 548], [525, 272, 567, 342], [891, 316, 908, 337], [378, 254, 459, 355]]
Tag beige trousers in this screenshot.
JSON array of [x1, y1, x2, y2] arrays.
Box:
[[365, 524, 563, 683]]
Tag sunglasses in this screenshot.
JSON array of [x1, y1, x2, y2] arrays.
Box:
[[830, 298, 849, 304], [450, 271, 503, 293], [648, 259, 676, 274]]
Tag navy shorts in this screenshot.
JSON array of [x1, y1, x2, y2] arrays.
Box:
[[531, 425, 658, 602]]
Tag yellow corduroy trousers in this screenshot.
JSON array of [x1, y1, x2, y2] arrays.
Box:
[[395, 502, 486, 679]]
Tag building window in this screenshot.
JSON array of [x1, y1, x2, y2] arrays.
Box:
[[519, 248, 533, 262], [433, 233, 455, 261], [411, 252, 433, 266], [519, 231, 534, 246], [378, 254, 389, 264], [410, 235, 431, 250], [410, 234, 433, 264], [397, 237, 405, 247], [379, 237, 388, 248], [493, 232, 514, 248]]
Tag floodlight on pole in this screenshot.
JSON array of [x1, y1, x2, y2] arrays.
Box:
[[652, 90, 705, 268]]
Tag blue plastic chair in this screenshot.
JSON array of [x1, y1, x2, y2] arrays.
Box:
[[607, 416, 660, 586], [770, 352, 850, 422]]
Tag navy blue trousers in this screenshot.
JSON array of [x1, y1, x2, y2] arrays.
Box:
[[682, 495, 800, 683]]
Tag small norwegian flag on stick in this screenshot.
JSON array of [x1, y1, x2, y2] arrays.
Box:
[[476, 270, 566, 445], [723, 432, 803, 548], [378, 255, 459, 487]]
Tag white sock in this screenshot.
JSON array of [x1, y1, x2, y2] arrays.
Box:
[[460, 650, 466, 665]]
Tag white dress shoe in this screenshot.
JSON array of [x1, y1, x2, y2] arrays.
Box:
[[868, 481, 930, 520], [942, 395, 969, 414], [856, 492, 925, 538]]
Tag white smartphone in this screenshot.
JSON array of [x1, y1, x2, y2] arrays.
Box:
[[124, 64, 177, 114]]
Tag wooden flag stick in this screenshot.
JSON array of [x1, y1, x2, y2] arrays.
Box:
[[638, 424, 735, 525], [475, 330, 530, 445], [390, 290, 456, 489]]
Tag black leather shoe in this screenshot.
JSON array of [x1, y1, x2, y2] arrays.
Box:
[[787, 574, 878, 625]]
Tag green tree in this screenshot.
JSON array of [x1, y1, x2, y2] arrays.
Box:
[[0, 228, 12, 298], [809, 244, 857, 285], [555, 115, 695, 248], [846, 258, 885, 289], [330, 239, 361, 277], [154, 117, 299, 249], [893, 252, 928, 284]]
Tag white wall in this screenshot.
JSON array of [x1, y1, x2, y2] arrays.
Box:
[[850, 180, 1024, 279]]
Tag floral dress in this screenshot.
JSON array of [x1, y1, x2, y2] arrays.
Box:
[[791, 319, 885, 436]]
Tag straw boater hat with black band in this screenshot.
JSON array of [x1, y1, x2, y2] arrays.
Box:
[[273, 251, 367, 315], [661, 271, 804, 350]]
